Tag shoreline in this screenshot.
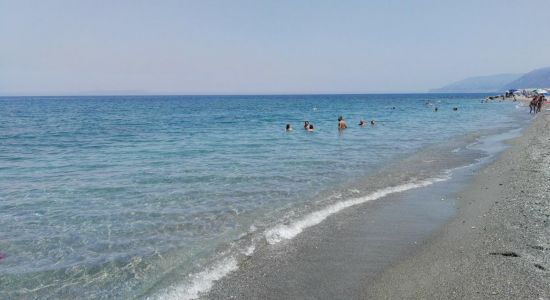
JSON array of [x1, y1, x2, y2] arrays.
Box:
[[363, 110, 550, 298], [200, 107, 534, 299]]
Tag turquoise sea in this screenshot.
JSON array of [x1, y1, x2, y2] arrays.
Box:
[[0, 94, 530, 299]]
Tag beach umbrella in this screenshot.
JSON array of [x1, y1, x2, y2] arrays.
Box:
[[534, 89, 548, 94]]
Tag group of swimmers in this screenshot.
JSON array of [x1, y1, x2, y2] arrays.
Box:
[[284, 103, 464, 132], [529, 95, 546, 114], [285, 116, 376, 132]]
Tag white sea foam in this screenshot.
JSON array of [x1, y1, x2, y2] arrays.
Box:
[[153, 175, 451, 299], [152, 257, 238, 300], [243, 244, 256, 256], [265, 176, 450, 244]]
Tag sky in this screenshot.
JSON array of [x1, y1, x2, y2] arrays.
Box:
[[1, 0, 549, 95]]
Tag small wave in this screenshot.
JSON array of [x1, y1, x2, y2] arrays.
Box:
[[243, 244, 256, 256], [152, 257, 238, 300], [264, 175, 450, 244], [151, 175, 451, 299]]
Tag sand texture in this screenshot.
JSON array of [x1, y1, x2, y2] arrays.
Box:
[[363, 111, 550, 299]]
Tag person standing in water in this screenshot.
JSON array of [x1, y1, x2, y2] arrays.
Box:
[[338, 116, 347, 129], [537, 95, 544, 113]]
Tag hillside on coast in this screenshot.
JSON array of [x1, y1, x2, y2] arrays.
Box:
[[431, 67, 550, 93], [502, 67, 550, 90], [430, 74, 522, 93]]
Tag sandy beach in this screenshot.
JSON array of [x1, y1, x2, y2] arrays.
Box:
[[4, 2, 550, 298], [363, 109, 550, 299]]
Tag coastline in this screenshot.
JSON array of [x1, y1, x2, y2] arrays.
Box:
[[2, 94, 532, 299], [199, 106, 535, 299], [363, 110, 550, 298]]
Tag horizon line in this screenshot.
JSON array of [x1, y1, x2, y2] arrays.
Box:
[[0, 91, 497, 98]]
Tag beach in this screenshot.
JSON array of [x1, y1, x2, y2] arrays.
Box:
[[364, 109, 550, 299], [0, 95, 537, 299], [4, 2, 550, 298], [204, 104, 548, 299]]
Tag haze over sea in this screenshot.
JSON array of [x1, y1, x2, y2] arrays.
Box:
[[0, 94, 530, 299]]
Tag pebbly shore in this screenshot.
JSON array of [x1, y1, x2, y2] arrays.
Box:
[[363, 109, 550, 299]]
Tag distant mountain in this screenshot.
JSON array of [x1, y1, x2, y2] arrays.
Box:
[[430, 73, 523, 93], [502, 67, 550, 89]]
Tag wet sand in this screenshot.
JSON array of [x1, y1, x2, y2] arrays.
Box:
[[203, 107, 548, 300], [364, 110, 550, 299], [204, 113, 545, 299]]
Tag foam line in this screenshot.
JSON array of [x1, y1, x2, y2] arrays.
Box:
[[152, 256, 238, 300], [153, 175, 450, 299], [265, 176, 450, 244]]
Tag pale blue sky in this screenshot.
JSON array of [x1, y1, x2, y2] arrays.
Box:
[[1, 0, 549, 95]]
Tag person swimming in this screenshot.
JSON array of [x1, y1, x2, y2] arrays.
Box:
[[307, 124, 314, 132], [370, 120, 376, 126], [434, 107, 438, 112], [338, 116, 347, 129], [303, 121, 309, 130], [359, 119, 365, 127], [286, 124, 293, 131], [453, 107, 458, 111]]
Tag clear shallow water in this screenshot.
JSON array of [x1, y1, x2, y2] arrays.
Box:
[[0, 94, 529, 299]]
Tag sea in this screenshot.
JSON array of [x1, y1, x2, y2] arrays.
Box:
[[0, 94, 531, 299]]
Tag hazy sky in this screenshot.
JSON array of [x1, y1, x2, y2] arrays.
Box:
[[1, 0, 549, 95]]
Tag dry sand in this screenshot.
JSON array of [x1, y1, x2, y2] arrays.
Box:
[[363, 110, 550, 299]]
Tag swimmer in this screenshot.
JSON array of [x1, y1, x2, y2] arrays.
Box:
[[307, 124, 314, 132], [338, 116, 347, 129], [371, 120, 376, 126], [285, 124, 293, 131], [359, 119, 365, 127], [303, 121, 309, 129], [434, 107, 438, 112], [453, 107, 458, 111]]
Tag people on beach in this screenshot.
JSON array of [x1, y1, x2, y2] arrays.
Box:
[[537, 95, 544, 113], [530, 96, 538, 114], [338, 116, 347, 129], [286, 124, 293, 131], [531, 95, 542, 114]]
